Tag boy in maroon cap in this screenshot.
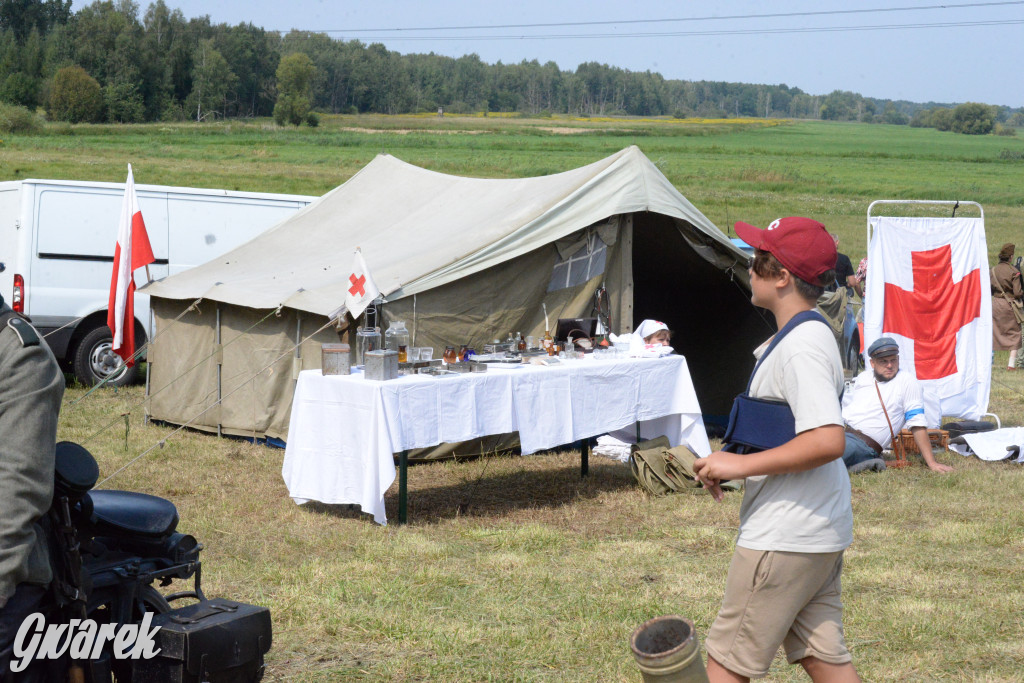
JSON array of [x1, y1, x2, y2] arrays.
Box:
[[694, 217, 859, 682]]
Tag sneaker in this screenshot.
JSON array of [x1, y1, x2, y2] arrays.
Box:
[[849, 457, 886, 473]]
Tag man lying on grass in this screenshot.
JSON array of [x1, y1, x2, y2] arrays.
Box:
[[694, 217, 859, 683]]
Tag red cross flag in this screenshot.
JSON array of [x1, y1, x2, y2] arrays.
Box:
[[344, 247, 379, 319], [107, 164, 155, 366], [863, 216, 991, 425]]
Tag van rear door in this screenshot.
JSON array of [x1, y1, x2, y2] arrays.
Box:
[[0, 181, 22, 303]]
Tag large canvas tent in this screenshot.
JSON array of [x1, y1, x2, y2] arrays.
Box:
[[142, 146, 769, 445]]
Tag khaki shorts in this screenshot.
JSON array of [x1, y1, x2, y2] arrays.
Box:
[[704, 546, 851, 678]]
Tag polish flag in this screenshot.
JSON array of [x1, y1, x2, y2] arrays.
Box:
[[107, 164, 155, 366], [863, 216, 991, 425], [344, 247, 379, 319]]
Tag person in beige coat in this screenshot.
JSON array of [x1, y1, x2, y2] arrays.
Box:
[[990, 243, 1023, 369]]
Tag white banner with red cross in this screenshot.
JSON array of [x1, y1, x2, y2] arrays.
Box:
[[863, 216, 991, 426]]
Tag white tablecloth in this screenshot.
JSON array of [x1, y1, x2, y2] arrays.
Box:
[[281, 355, 710, 524]]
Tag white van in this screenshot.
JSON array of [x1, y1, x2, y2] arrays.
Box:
[[0, 179, 317, 385]]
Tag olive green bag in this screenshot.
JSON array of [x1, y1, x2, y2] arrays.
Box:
[[629, 436, 701, 495]]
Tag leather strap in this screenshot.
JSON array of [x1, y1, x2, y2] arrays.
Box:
[[874, 380, 903, 458], [844, 425, 883, 454]]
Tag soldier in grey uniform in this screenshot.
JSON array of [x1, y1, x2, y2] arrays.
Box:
[[0, 292, 65, 680]]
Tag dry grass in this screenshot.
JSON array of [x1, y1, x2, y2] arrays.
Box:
[[57, 361, 1024, 682]]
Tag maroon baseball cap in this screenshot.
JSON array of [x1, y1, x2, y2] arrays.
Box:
[[734, 217, 837, 284]]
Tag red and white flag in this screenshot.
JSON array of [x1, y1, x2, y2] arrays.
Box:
[[344, 247, 379, 319], [863, 216, 991, 424], [107, 164, 155, 366]]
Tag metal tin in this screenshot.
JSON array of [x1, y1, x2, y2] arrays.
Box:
[[321, 343, 351, 375], [449, 361, 487, 373], [364, 349, 399, 381], [399, 359, 442, 372]]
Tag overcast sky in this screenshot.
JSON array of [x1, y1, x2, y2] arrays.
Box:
[[74, 0, 1024, 107]]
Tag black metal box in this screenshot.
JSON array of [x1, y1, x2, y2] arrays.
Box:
[[131, 598, 272, 682]]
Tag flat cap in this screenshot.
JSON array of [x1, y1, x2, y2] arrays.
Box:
[[868, 336, 900, 358]]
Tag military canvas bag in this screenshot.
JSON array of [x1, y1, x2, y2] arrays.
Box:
[[629, 436, 701, 495]]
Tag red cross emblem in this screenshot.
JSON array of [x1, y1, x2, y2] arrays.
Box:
[[348, 273, 367, 297], [882, 245, 981, 380]]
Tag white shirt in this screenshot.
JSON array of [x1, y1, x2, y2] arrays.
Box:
[[737, 319, 853, 553], [841, 369, 927, 449]]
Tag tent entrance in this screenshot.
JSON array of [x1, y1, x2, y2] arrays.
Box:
[[631, 213, 770, 422]]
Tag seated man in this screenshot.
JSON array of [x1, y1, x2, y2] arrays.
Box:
[[841, 336, 953, 473]]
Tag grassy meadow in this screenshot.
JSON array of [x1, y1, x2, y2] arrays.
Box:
[[5, 115, 1024, 680]]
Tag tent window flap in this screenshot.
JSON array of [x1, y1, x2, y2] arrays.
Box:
[[548, 232, 607, 292]]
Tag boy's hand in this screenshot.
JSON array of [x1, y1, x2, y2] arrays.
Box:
[[693, 451, 747, 502]]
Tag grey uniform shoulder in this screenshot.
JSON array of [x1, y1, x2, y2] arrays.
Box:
[[0, 309, 40, 350], [0, 308, 41, 347]]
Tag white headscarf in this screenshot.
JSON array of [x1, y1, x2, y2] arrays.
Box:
[[630, 319, 674, 357], [633, 319, 669, 341]]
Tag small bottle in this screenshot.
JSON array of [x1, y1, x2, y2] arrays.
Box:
[[398, 344, 408, 363], [459, 344, 470, 361], [516, 332, 525, 352]]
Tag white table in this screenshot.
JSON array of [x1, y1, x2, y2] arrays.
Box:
[[282, 354, 711, 524]]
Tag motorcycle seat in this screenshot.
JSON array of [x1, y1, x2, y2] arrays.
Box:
[[84, 490, 179, 539]]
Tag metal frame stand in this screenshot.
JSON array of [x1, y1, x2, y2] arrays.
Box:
[[865, 200, 998, 426]]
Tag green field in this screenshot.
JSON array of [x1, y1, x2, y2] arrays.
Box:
[[6, 116, 1024, 681], [4, 114, 1024, 264]]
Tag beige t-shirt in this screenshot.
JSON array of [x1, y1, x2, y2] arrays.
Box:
[[736, 319, 853, 553]]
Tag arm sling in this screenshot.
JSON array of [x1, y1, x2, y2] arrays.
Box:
[[722, 310, 828, 454]]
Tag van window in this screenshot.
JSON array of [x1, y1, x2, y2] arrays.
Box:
[[35, 187, 169, 259]]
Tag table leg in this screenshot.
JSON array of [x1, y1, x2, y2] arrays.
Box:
[[398, 450, 409, 524], [579, 438, 589, 478]]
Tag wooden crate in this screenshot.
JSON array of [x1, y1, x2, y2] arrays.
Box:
[[897, 428, 949, 454]]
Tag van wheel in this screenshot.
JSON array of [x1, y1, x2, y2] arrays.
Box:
[[72, 325, 138, 387]]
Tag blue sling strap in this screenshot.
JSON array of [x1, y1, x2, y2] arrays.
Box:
[[723, 310, 828, 454]]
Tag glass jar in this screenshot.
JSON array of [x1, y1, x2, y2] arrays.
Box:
[[355, 326, 381, 367], [443, 345, 458, 365], [385, 320, 411, 354]]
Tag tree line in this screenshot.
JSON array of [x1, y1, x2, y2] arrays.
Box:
[[1, 0, 1021, 129]]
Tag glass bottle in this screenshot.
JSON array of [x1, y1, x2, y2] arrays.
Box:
[[543, 329, 554, 354], [459, 344, 470, 361], [516, 332, 525, 352]]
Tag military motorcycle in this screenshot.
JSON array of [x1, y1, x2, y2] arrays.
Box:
[[43, 442, 271, 683]]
